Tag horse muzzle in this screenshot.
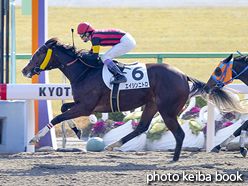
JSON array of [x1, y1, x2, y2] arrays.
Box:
[[22, 69, 32, 78], [22, 67, 40, 78]]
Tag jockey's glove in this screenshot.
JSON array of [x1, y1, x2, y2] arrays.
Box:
[[77, 53, 84, 59]]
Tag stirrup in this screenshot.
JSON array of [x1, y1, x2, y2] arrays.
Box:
[[110, 75, 127, 84]]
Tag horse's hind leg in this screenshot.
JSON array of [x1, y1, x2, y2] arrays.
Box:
[[105, 101, 158, 150], [161, 115, 185, 162]]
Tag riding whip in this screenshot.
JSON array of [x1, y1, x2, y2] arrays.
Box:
[[71, 28, 75, 47], [237, 50, 244, 56]]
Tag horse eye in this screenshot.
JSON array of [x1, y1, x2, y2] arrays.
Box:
[[214, 67, 222, 77]]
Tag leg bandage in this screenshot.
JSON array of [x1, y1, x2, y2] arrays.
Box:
[[47, 123, 53, 129], [239, 130, 246, 148], [220, 134, 235, 147], [38, 123, 53, 137], [67, 120, 76, 128]]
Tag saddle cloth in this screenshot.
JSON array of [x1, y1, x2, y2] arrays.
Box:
[[102, 62, 150, 90]]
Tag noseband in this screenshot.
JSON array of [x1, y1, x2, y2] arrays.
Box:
[[211, 60, 248, 88]]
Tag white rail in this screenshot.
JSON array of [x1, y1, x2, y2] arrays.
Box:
[[1, 83, 247, 151]]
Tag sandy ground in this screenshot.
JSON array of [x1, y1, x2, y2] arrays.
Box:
[[0, 137, 248, 186]]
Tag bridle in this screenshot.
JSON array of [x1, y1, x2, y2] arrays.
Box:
[[29, 43, 96, 84], [211, 59, 248, 88], [29, 44, 64, 75]]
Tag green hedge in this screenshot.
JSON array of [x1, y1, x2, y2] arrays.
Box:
[[95, 97, 207, 122], [95, 112, 125, 122]]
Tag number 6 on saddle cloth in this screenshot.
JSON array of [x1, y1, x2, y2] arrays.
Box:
[[102, 61, 150, 112]]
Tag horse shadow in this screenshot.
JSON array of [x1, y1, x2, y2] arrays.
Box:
[[1, 163, 159, 177]]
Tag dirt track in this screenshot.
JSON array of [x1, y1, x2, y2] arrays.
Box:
[[0, 148, 248, 186]]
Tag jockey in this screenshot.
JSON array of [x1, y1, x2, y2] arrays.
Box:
[[77, 22, 136, 84]]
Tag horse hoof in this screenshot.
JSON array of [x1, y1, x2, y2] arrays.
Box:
[[104, 141, 123, 151], [240, 148, 247, 158], [169, 160, 177, 164], [104, 145, 114, 151], [76, 130, 83, 140], [29, 139, 38, 145], [210, 147, 220, 153]]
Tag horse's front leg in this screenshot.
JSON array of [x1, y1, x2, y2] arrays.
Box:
[[211, 120, 248, 156], [60, 102, 82, 139], [29, 123, 54, 145], [66, 119, 83, 139], [239, 121, 248, 157], [29, 102, 93, 145], [61, 102, 75, 113]]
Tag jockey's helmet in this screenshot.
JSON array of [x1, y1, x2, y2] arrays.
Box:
[[77, 22, 94, 34]]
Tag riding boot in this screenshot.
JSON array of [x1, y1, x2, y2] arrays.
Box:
[[104, 59, 127, 84]]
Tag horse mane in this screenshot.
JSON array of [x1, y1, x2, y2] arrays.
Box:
[[45, 38, 90, 56], [45, 38, 102, 68], [234, 54, 248, 63]]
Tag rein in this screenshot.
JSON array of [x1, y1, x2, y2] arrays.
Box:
[[70, 66, 91, 84], [211, 60, 248, 88], [67, 58, 95, 68]]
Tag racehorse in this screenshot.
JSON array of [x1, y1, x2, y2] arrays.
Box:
[[21, 38, 242, 162], [204, 53, 248, 157]]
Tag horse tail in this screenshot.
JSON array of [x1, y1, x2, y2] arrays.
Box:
[[187, 76, 207, 98], [208, 87, 248, 113], [187, 75, 248, 113]]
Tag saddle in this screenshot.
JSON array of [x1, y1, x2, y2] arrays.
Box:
[[76, 56, 144, 113]]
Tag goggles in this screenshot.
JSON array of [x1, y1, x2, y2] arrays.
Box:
[[79, 33, 86, 38]]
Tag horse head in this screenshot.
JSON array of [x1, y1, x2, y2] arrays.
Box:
[[22, 38, 65, 78], [204, 54, 233, 94], [22, 38, 102, 82], [204, 54, 248, 113]]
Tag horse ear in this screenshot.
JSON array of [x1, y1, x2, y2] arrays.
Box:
[[223, 54, 233, 63], [47, 41, 57, 49], [45, 38, 58, 49]]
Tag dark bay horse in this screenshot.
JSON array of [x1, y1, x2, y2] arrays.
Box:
[[21, 38, 240, 162], [204, 53, 248, 157]]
